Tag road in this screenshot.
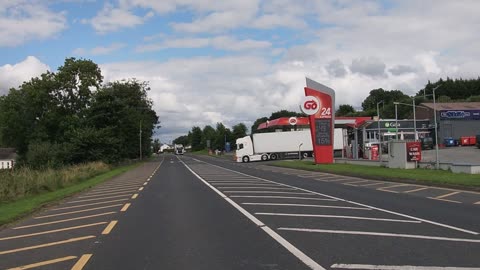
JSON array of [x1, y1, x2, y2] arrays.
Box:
[[0, 154, 479, 270]]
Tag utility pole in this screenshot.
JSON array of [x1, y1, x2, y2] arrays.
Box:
[[376, 100, 384, 164], [139, 120, 142, 160], [432, 85, 441, 169]]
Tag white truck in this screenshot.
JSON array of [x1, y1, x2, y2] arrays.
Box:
[[174, 144, 185, 155], [235, 129, 345, 162]]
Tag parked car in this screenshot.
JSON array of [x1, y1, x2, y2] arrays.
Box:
[[444, 137, 459, 147], [420, 137, 434, 150]]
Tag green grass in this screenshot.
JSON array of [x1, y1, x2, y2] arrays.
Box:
[[0, 163, 140, 226], [272, 161, 480, 188]]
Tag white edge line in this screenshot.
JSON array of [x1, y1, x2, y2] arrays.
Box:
[[330, 264, 480, 270], [179, 158, 325, 270], [195, 158, 479, 236]]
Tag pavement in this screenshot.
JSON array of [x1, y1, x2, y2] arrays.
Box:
[[421, 146, 480, 164], [0, 154, 479, 270]]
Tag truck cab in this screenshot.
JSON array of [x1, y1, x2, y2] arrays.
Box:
[[174, 144, 185, 155], [235, 136, 267, 163]]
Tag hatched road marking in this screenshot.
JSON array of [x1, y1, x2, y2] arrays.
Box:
[[6, 256, 78, 270], [101, 220, 118, 235], [13, 212, 116, 230], [255, 213, 421, 223], [0, 222, 107, 241], [330, 264, 480, 270], [71, 254, 93, 270], [0, 236, 95, 255]]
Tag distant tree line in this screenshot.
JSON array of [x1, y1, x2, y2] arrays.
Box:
[[173, 122, 248, 151], [0, 58, 159, 168], [335, 77, 480, 119]]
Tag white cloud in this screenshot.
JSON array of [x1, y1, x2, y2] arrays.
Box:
[[350, 57, 387, 78], [0, 2, 67, 47], [84, 3, 152, 33], [0, 56, 50, 95], [136, 36, 271, 52], [73, 43, 127, 56]]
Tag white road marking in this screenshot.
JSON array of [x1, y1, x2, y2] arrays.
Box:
[[224, 191, 317, 195], [242, 202, 371, 210], [180, 159, 325, 270], [197, 159, 479, 235], [255, 213, 420, 223], [217, 187, 294, 190], [229, 196, 337, 201], [330, 264, 480, 270], [277, 228, 480, 243]]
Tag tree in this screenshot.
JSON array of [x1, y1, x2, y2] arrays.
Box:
[[232, 123, 248, 140], [251, 117, 268, 134], [269, 110, 305, 120], [336, 104, 355, 116], [202, 125, 216, 149], [152, 139, 161, 153], [213, 122, 227, 150], [361, 88, 410, 117], [173, 135, 189, 146], [190, 126, 203, 151]]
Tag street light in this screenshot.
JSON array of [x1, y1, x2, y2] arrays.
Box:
[[432, 85, 442, 169], [393, 102, 399, 139], [376, 100, 384, 163]]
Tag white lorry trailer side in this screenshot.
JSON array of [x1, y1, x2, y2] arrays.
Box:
[[235, 129, 345, 162]]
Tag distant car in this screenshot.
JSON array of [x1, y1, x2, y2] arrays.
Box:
[[420, 137, 434, 150]]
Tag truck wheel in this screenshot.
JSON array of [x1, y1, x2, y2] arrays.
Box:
[[302, 152, 309, 159], [261, 154, 269, 161], [242, 156, 250, 163], [270, 153, 277, 160]]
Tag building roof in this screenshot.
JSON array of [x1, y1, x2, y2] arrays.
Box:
[[421, 102, 480, 110], [256, 117, 371, 130], [0, 148, 16, 160]]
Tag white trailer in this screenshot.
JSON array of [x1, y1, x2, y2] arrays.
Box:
[[235, 129, 345, 162]]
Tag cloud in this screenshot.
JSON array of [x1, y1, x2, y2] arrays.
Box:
[[389, 65, 416, 76], [0, 56, 50, 95], [0, 2, 67, 47], [326, 59, 347, 78], [73, 43, 127, 56], [350, 57, 386, 78], [83, 3, 152, 33], [136, 36, 271, 52]]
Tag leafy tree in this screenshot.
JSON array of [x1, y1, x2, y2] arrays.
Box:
[[336, 104, 355, 116], [232, 123, 248, 140], [269, 110, 305, 120], [213, 123, 227, 150], [190, 126, 203, 151], [202, 125, 216, 149], [173, 135, 189, 146], [152, 139, 161, 153], [251, 117, 268, 134]]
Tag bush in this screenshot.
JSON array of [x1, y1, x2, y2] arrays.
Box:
[[0, 161, 110, 202]]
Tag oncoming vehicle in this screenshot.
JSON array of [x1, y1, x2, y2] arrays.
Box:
[[174, 144, 185, 155]]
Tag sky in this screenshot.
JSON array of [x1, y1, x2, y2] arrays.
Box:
[[1, 0, 480, 143]]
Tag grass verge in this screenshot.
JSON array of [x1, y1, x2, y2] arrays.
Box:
[[0, 163, 140, 226], [271, 161, 480, 189]]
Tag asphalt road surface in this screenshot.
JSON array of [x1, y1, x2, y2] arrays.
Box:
[[1, 154, 479, 270]]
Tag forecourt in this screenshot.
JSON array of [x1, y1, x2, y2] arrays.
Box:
[[0, 154, 479, 270]]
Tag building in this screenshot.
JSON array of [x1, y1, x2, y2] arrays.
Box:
[[159, 144, 172, 153], [0, 148, 16, 170], [416, 102, 480, 142]]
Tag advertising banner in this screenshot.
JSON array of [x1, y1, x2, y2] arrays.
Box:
[[440, 110, 480, 120], [406, 141, 422, 161]]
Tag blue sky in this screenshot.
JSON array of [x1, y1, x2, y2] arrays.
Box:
[[1, 0, 480, 142]]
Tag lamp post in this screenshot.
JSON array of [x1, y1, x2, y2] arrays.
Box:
[[376, 100, 384, 163], [298, 143, 303, 160], [432, 85, 441, 169], [412, 97, 417, 140], [393, 102, 399, 139]]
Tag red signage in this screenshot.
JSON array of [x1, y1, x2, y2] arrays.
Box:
[[304, 78, 335, 164], [406, 142, 422, 161], [371, 145, 379, 160]]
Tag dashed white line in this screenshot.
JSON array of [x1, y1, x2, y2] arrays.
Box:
[[277, 228, 480, 243], [242, 202, 371, 210], [255, 213, 420, 223]]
